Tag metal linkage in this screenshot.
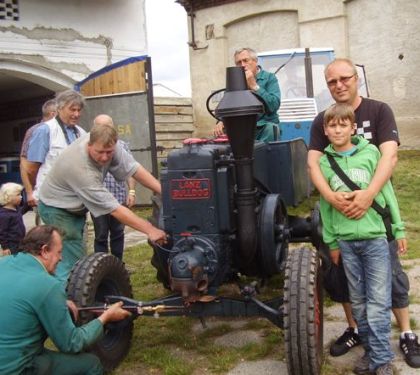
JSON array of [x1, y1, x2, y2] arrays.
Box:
[[83, 294, 285, 327]]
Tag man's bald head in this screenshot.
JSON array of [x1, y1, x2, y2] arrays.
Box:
[[93, 114, 114, 127]]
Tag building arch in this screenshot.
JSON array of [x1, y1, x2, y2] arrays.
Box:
[[0, 58, 75, 94], [0, 59, 75, 156]]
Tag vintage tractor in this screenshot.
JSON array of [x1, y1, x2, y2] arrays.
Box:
[[67, 66, 324, 375]]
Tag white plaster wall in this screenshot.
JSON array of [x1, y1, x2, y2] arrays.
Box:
[[226, 11, 299, 57], [300, 16, 347, 57], [345, 0, 420, 148], [0, 0, 147, 83]]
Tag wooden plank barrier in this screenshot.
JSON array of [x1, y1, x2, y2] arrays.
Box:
[[153, 97, 194, 161]]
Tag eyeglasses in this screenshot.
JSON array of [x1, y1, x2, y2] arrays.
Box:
[[326, 74, 356, 88]]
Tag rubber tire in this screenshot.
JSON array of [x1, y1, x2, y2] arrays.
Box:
[[283, 247, 323, 375], [66, 253, 133, 372]]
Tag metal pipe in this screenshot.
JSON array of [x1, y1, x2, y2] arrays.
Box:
[[145, 56, 159, 178], [186, 4, 208, 50], [304, 47, 314, 98]]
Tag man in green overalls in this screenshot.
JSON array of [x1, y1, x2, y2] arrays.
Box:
[[0, 225, 131, 375], [214, 47, 281, 142]]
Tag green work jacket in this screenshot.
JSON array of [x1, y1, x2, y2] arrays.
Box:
[[0, 253, 103, 375]]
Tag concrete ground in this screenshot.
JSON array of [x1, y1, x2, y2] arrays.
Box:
[[23, 211, 420, 374], [213, 261, 420, 375]]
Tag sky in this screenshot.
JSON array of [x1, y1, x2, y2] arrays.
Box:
[[145, 0, 192, 97]]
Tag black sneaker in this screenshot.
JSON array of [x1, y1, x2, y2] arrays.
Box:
[[330, 327, 361, 357], [399, 332, 420, 368]]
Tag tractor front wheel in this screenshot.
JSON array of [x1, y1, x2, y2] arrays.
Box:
[[283, 247, 323, 375], [66, 253, 134, 372]]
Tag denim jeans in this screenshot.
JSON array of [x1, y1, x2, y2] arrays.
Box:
[[339, 238, 394, 370], [91, 213, 125, 260]]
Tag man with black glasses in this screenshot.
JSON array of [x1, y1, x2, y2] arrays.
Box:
[[308, 58, 420, 371]]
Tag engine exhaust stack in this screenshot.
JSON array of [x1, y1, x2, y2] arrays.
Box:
[[215, 67, 264, 267]]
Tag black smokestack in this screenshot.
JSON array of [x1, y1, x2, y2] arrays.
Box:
[[215, 67, 264, 267]]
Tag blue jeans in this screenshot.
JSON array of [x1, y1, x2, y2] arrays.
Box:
[[91, 213, 125, 260], [339, 238, 394, 370]]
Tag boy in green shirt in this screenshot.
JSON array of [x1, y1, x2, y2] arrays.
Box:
[[319, 103, 407, 375]]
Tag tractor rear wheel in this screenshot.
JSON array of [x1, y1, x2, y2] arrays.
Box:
[[283, 247, 323, 375], [66, 253, 133, 372]]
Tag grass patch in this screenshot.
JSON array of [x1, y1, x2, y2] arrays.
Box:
[[288, 190, 320, 217], [243, 318, 273, 330], [392, 150, 420, 259], [197, 323, 235, 340], [132, 206, 153, 220], [240, 341, 274, 360], [139, 347, 193, 375], [205, 348, 241, 373]]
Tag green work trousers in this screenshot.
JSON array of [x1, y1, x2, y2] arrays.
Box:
[[24, 348, 103, 375], [38, 201, 86, 287], [255, 122, 279, 142]]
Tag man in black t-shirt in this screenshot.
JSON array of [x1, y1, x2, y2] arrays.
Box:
[[308, 58, 420, 370], [310, 97, 399, 152]]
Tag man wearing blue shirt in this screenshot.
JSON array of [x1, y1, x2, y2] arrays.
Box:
[[26, 89, 86, 203]]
